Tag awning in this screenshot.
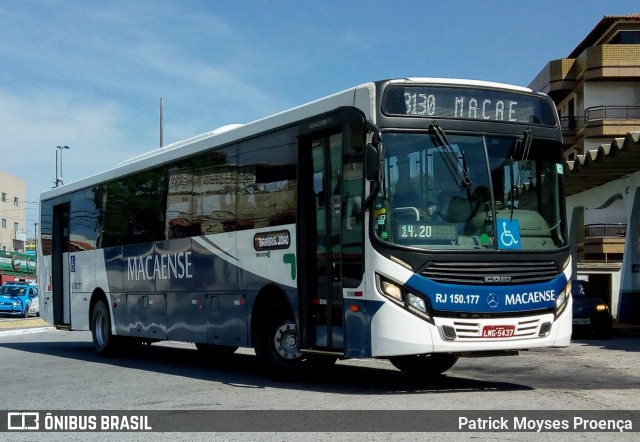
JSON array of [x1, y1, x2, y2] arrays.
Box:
[[564, 132, 640, 196]]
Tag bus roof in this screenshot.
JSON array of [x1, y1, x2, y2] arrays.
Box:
[[398, 77, 537, 94], [40, 82, 374, 201]]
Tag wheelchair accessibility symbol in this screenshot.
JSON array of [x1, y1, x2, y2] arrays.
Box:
[[497, 218, 521, 250]]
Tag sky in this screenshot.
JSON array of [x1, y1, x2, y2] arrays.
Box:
[[1, 0, 639, 238]]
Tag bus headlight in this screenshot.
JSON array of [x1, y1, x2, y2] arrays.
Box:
[[554, 280, 570, 318], [407, 293, 426, 313], [407, 292, 432, 322], [377, 275, 433, 323], [379, 278, 403, 303], [555, 291, 566, 309]]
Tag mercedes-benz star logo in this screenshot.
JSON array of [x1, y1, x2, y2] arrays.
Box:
[[487, 293, 499, 309]]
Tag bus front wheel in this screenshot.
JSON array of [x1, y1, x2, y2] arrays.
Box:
[[389, 353, 458, 376], [254, 302, 335, 375]]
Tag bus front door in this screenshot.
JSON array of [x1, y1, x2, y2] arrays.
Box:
[[305, 133, 345, 351]]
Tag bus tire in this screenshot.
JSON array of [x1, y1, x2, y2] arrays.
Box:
[[254, 302, 304, 374], [389, 353, 458, 376], [91, 300, 117, 355], [254, 302, 335, 376]]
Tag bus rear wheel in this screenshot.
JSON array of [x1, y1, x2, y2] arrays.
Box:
[[91, 300, 117, 355], [389, 353, 458, 376]]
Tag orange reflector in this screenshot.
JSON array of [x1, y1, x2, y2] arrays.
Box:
[[350, 304, 360, 313]]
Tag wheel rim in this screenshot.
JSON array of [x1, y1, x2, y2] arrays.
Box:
[[273, 320, 302, 360]]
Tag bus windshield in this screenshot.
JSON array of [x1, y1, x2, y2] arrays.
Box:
[[377, 131, 567, 250]]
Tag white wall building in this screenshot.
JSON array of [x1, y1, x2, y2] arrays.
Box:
[[530, 14, 640, 323], [0, 171, 27, 252]]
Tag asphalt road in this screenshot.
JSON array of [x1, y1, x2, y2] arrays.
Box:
[[0, 321, 638, 441]]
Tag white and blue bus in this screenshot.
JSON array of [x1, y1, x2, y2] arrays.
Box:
[[38, 78, 572, 376]]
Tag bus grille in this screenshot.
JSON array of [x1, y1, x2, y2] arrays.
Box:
[[451, 318, 541, 338], [422, 261, 560, 285]]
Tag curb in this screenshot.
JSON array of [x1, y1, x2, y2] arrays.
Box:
[[0, 317, 49, 330], [0, 318, 52, 336], [0, 326, 53, 337], [613, 320, 640, 337], [614, 325, 640, 338]]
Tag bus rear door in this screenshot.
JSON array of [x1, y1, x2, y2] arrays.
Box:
[[51, 202, 71, 327]]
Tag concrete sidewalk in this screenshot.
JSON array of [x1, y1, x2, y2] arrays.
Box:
[[0, 317, 50, 331]]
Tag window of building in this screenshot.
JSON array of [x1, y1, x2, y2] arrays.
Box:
[[13, 197, 18, 206], [610, 30, 640, 44], [14, 222, 19, 232], [1, 219, 6, 228], [1, 192, 6, 202]]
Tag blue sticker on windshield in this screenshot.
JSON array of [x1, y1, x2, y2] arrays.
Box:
[[497, 218, 521, 250]]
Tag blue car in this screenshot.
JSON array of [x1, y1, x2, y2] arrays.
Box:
[[0, 282, 39, 318]]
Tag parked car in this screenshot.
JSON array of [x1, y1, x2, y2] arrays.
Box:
[[571, 279, 613, 339], [0, 282, 39, 318]]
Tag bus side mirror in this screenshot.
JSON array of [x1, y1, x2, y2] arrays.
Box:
[[365, 143, 380, 181]]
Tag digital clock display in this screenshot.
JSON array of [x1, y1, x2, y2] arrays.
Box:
[[396, 222, 457, 241], [382, 85, 557, 126]]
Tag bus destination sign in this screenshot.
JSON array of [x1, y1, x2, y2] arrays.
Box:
[[382, 85, 557, 126]]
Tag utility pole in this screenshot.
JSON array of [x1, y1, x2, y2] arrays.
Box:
[[160, 97, 164, 147], [54, 145, 70, 187]]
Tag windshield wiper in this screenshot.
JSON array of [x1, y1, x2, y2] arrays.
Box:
[[509, 128, 533, 220], [429, 123, 472, 189]]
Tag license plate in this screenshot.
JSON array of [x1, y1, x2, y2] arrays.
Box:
[[482, 325, 515, 338], [573, 318, 591, 325]]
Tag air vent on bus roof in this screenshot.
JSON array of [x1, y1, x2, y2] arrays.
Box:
[[118, 123, 245, 166], [209, 123, 244, 136]]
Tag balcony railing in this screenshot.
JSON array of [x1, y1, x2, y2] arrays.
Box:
[[585, 106, 640, 123], [584, 223, 627, 238], [560, 116, 584, 132]]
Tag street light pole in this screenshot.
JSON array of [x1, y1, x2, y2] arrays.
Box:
[[55, 145, 70, 187]]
